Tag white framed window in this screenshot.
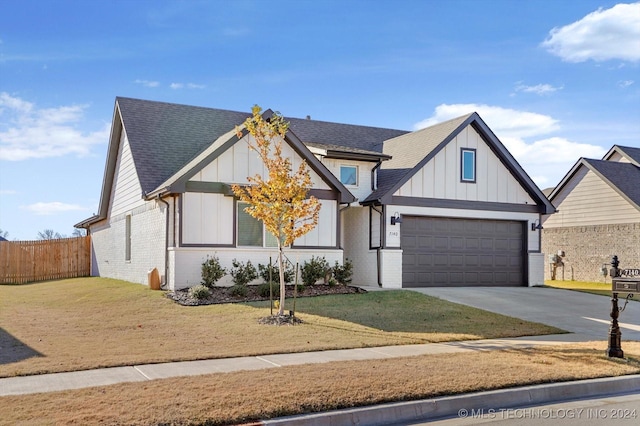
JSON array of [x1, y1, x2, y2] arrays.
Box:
[[237, 202, 278, 247], [461, 148, 476, 183], [125, 214, 132, 261], [340, 165, 358, 186]]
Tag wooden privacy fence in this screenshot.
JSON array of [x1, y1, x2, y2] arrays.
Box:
[[0, 236, 91, 284]]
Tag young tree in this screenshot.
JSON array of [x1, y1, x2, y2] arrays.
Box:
[[232, 105, 320, 316]]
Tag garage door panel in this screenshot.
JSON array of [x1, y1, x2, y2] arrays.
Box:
[[402, 216, 524, 287]]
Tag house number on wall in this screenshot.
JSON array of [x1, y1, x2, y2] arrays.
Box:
[[388, 231, 399, 237]]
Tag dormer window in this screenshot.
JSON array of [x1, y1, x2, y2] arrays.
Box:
[[340, 165, 358, 186], [461, 148, 476, 183]]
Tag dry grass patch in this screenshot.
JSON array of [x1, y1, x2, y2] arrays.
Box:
[[1, 341, 639, 426], [0, 278, 562, 377]]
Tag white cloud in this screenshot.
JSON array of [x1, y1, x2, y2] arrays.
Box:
[[0, 189, 17, 195], [618, 80, 635, 88], [0, 92, 109, 161], [414, 103, 560, 138], [134, 79, 160, 87], [514, 83, 563, 96], [542, 3, 640, 63], [21, 202, 88, 216], [170, 82, 205, 90], [414, 103, 607, 188]]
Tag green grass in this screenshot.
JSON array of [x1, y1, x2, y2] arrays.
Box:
[[545, 280, 639, 301], [247, 290, 565, 337]]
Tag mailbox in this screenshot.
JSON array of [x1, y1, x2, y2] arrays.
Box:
[[607, 255, 638, 358]]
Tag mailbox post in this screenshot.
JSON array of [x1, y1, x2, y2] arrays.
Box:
[[607, 255, 639, 358]]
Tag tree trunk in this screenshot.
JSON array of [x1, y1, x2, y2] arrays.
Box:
[[277, 245, 286, 316]]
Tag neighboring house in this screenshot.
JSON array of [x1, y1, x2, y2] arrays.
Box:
[[542, 145, 640, 282], [76, 97, 553, 290]]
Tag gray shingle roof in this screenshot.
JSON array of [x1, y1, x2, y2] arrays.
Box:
[[584, 158, 640, 208], [117, 97, 251, 195], [616, 145, 640, 165], [117, 97, 408, 195]]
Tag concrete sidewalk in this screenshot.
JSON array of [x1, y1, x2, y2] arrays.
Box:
[[0, 333, 588, 396]]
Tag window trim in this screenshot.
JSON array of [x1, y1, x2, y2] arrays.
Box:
[[460, 148, 476, 183], [339, 165, 359, 187]]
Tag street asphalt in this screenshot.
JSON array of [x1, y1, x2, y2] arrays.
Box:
[[1, 285, 638, 425]]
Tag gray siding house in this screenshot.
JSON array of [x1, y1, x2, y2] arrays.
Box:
[[77, 97, 553, 289]]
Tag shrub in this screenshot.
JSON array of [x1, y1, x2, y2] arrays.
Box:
[[230, 259, 258, 286], [301, 256, 330, 286], [228, 284, 248, 298], [188, 284, 211, 300], [332, 258, 353, 285], [257, 282, 280, 298], [258, 262, 295, 284], [201, 255, 226, 288]]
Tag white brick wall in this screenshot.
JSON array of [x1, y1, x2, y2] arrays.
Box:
[[168, 247, 343, 290], [342, 206, 379, 286], [379, 249, 403, 288], [528, 253, 545, 287], [91, 199, 167, 286]]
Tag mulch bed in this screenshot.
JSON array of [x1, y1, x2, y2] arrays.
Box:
[[166, 284, 367, 306]]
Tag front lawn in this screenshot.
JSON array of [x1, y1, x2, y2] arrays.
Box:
[[0, 278, 563, 377], [545, 280, 639, 300]]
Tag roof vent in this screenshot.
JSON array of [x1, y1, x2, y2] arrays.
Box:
[[306, 115, 311, 120]]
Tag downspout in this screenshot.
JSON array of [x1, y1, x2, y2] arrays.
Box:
[[371, 160, 382, 191], [157, 195, 170, 290], [371, 204, 384, 287], [339, 203, 351, 250]]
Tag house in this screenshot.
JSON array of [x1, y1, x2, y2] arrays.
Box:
[[542, 145, 640, 281], [76, 97, 554, 289]]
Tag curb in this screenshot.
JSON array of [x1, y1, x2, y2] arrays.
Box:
[[262, 374, 640, 425]]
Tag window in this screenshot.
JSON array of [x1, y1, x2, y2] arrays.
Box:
[[340, 165, 358, 186], [237, 202, 278, 247], [125, 214, 132, 261], [461, 148, 476, 183]]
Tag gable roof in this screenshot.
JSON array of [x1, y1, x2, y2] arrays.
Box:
[[145, 108, 357, 204], [603, 145, 640, 167], [85, 97, 404, 225], [550, 156, 640, 211], [362, 112, 555, 214]]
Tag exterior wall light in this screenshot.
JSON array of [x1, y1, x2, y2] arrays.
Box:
[[391, 212, 403, 225]]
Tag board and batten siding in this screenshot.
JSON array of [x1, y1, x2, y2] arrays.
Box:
[[544, 168, 640, 227], [182, 193, 234, 245], [395, 125, 534, 205], [110, 131, 146, 217], [294, 199, 337, 247], [190, 136, 330, 190]]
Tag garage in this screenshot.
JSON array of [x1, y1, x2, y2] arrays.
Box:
[[401, 216, 525, 287]]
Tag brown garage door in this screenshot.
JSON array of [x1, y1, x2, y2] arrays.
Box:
[[401, 216, 525, 287]]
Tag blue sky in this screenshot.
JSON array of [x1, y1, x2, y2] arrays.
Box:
[[1, 0, 638, 240]]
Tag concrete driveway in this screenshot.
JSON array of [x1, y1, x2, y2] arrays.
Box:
[[411, 286, 640, 341]]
